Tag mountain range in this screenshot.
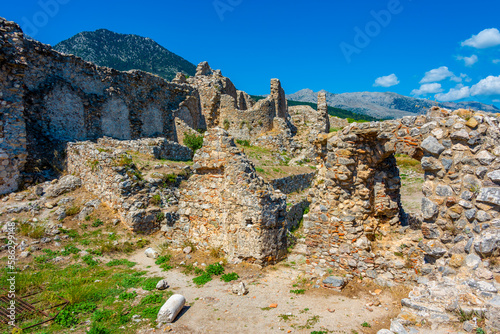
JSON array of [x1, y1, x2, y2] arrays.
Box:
[[54, 29, 196, 81], [286, 89, 500, 119]]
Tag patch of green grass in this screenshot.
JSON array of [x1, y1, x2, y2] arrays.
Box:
[[150, 194, 162, 205], [118, 291, 137, 301], [82, 255, 98, 267], [290, 289, 305, 294], [221, 272, 239, 282], [278, 313, 295, 321], [236, 139, 251, 147], [141, 278, 161, 291], [106, 259, 136, 268], [193, 272, 212, 286], [155, 254, 173, 271], [18, 221, 46, 239], [61, 245, 81, 256], [92, 218, 104, 227], [361, 321, 371, 328]]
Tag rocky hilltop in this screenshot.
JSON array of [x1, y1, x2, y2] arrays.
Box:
[[54, 29, 196, 81], [287, 89, 500, 119]]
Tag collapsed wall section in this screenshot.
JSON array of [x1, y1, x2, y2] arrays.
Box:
[[177, 128, 288, 265]]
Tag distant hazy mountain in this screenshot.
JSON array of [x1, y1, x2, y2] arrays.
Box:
[[54, 29, 196, 81], [287, 89, 500, 119]]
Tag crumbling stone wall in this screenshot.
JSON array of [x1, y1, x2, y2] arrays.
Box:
[[66, 140, 181, 233], [415, 109, 500, 263], [0, 18, 28, 195], [270, 172, 317, 195], [187, 62, 293, 142], [302, 122, 404, 277], [177, 128, 288, 265], [0, 17, 202, 192], [96, 137, 192, 161]]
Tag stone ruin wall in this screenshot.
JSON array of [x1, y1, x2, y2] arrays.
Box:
[[302, 122, 405, 281], [0, 17, 28, 195], [0, 17, 202, 194], [176, 128, 288, 265], [66, 139, 187, 234], [270, 172, 317, 195]]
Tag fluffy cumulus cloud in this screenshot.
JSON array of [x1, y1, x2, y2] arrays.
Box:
[[457, 54, 478, 66], [494, 99, 500, 103], [420, 66, 456, 83], [411, 83, 443, 96], [435, 86, 471, 101], [470, 75, 500, 96], [373, 74, 400, 87], [493, 59, 500, 64], [461, 28, 500, 49]]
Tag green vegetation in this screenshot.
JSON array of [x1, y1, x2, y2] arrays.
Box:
[[155, 255, 173, 271], [361, 321, 371, 328], [183, 132, 204, 153], [290, 289, 305, 294], [221, 272, 239, 282], [18, 221, 46, 239], [236, 139, 251, 147]]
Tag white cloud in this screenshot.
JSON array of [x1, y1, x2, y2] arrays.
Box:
[[411, 83, 443, 96], [373, 74, 400, 87], [457, 54, 478, 66], [435, 86, 471, 101], [460, 73, 472, 82], [493, 59, 500, 64], [494, 99, 500, 103], [420, 66, 455, 83], [470, 75, 500, 96], [461, 28, 500, 49]]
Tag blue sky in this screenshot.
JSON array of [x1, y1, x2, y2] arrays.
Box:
[[3, 0, 500, 107]]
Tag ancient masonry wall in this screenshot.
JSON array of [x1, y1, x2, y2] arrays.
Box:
[[177, 128, 288, 265], [66, 140, 182, 233], [415, 110, 500, 262], [0, 18, 202, 193], [96, 137, 193, 161], [302, 122, 406, 280], [270, 172, 317, 195], [0, 18, 28, 195]]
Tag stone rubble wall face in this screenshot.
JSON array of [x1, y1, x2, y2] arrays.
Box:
[[302, 122, 406, 280], [270, 172, 317, 195], [0, 18, 202, 192], [96, 137, 193, 161], [66, 140, 185, 233], [0, 18, 28, 195], [177, 128, 288, 265], [285, 199, 310, 231]]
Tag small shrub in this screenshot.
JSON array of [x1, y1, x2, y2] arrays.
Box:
[[361, 322, 371, 328], [87, 324, 111, 334], [206, 263, 224, 276], [236, 139, 250, 147], [193, 272, 212, 286], [18, 221, 45, 239], [66, 206, 81, 216], [115, 155, 133, 167], [221, 272, 239, 282], [183, 132, 204, 153], [209, 246, 223, 258], [150, 194, 162, 206], [223, 119, 230, 130]]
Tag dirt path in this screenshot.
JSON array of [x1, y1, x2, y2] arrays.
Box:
[[128, 251, 404, 334]]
